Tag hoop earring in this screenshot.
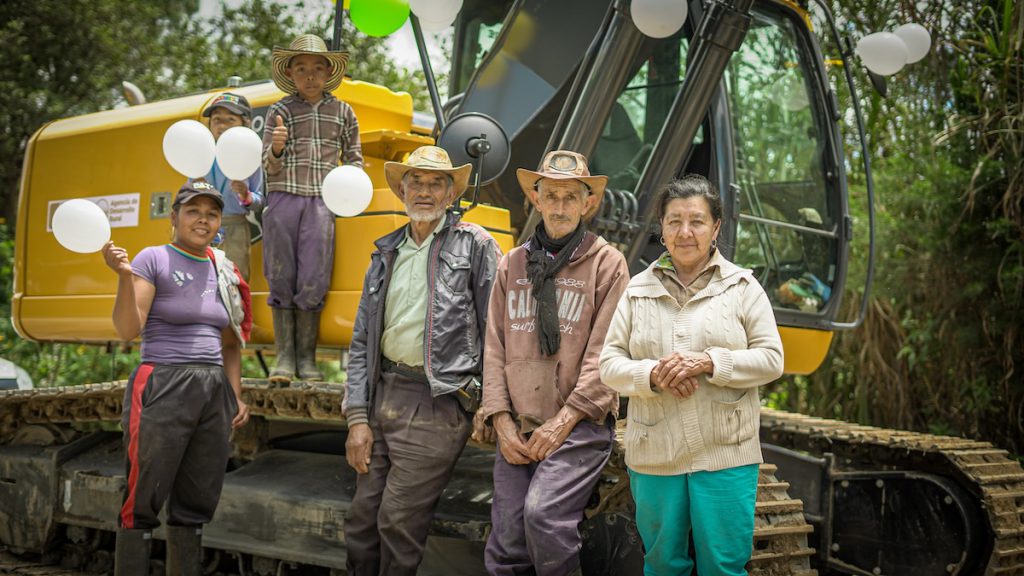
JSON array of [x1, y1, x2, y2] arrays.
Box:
[[659, 235, 666, 246], [711, 239, 718, 250]]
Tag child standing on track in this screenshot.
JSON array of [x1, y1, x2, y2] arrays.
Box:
[[261, 33, 363, 385]]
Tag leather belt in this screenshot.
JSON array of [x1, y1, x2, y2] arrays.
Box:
[[381, 357, 428, 383]]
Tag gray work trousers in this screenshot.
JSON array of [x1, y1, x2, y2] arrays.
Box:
[[485, 418, 614, 576], [345, 370, 472, 576]]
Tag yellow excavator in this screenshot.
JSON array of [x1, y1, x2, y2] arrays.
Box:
[[3, 0, 1024, 574]]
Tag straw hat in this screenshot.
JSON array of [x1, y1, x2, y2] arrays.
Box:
[[384, 146, 473, 200], [517, 150, 607, 221], [271, 34, 348, 95]]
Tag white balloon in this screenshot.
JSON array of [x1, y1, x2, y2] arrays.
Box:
[[894, 23, 931, 64], [631, 0, 688, 39], [410, 0, 462, 23], [418, 14, 457, 32], [163, 120, 216, 178], [52, 199, 111, 254], [856, 32, 908, 76], [322, 165, 374, 217], [215, 126, 262, 181]]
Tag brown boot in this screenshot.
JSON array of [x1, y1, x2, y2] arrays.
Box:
[[295, 309, 324, 382], [165, 525, 203, 576], [269, 308, 296, 386], [114, 529, 152, 576]]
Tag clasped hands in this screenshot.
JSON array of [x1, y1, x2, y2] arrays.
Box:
[[491, 406, 583, 466], [650, 351, 714, 399]]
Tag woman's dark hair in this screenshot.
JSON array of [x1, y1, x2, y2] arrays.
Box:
[[656, 174, 722, 223]]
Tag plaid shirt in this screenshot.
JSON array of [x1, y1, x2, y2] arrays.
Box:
[[262, 94, 364, 197]]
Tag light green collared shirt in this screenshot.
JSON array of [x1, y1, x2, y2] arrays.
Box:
[[380, 218, 446, 366]]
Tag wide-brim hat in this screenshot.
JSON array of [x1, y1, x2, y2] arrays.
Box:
[[384, 146, 473, 200], [271, 34, 348, 95], [517, 150, 607, 221], [174, 181, 224, 210]]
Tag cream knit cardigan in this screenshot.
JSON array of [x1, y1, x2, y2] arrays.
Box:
[[599, 254, 783, 475]]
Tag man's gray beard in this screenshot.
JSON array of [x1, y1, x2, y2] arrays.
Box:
[[407, 206, 446, 222]]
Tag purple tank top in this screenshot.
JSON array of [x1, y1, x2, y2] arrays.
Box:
[[132, 245, 229, 365]]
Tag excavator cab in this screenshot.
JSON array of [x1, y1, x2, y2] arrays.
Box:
[[449, 0, 860, 374]]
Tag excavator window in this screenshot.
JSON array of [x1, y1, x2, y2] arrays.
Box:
[[592, 38, 697, 194], [726, 8, 838, 314], [450, 0, 514, 95]]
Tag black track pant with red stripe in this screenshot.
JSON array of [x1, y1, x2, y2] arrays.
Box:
[[119, 363, 237, 530]]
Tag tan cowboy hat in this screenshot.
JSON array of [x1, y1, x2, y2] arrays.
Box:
[[271, 34, 349, 95], [384, 146, 473, 200], [517, 150, 607, 221]]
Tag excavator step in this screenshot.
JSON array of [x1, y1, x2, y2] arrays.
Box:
[[948, 448, 1010, 457], [750, 547, 816, 560], [994, 546, 1024, 559], [978, 473, 1024, 485], [758, 481, 792, 491], [755, 499, 806, 515], [754, 524, 815, 537]]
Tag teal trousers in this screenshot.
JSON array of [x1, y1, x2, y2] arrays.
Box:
[[629, 464, 759, 576]]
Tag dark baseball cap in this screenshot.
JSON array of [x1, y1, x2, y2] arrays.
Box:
[[174, 181, 224, 209], [202, 92, 252, 119]]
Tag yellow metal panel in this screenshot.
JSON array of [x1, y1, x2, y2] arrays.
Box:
[[774, 0, 812, 30], [17, 296, 120, 341], [13, 77, 513, 346], [778, 325, 834, 375]]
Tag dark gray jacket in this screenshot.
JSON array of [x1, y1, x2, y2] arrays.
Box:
[[343, 212, 501, 426]]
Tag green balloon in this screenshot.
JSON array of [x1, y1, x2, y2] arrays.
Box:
[[350, 0, 410, 37]]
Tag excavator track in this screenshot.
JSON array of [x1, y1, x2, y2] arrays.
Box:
[[14, 385, 1019, 574], [0, 379, 345, 442], [3, 382, 818, 576], [761, 408, 1024, 575]]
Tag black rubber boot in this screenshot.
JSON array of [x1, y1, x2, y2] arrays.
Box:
[[295, 309, 324, 382], [269, 308, 296, 386], [114, 529, 152, 576], [165, 525, 203, 576]]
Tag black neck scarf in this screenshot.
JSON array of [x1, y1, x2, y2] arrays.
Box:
[[525, 222, 587, 356]]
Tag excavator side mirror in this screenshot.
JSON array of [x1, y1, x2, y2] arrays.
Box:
[[438, 112, 511, 214]]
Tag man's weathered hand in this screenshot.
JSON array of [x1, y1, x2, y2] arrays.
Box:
[[345, 423, 373, 474], [525, 405, 584, 461], [471, 410, 497, 444], [271, 114, 287, 157], [494, 412, 532, 465]]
